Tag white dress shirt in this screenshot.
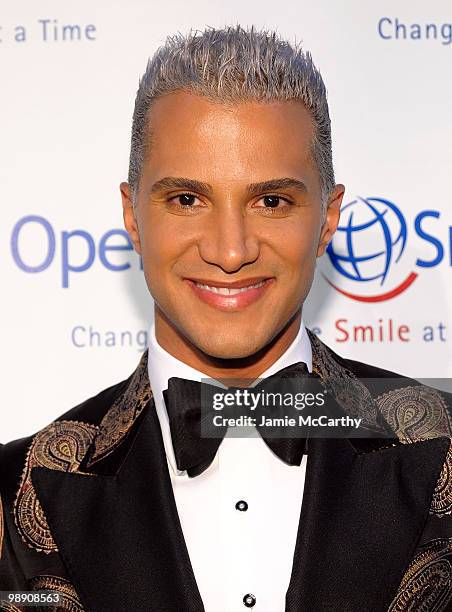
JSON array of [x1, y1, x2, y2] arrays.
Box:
[[147, 321, 312, 612]]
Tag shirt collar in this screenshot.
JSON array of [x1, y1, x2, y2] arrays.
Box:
[[147, 320, 312, 477]]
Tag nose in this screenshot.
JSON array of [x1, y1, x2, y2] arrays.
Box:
[[197, 205, 259, 273]]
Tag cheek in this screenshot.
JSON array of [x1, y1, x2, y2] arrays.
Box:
[[139, 222, 195, 300], [269, 220, 319, 274], [138, 225, 171, 294], [139, 212, 177, 268]]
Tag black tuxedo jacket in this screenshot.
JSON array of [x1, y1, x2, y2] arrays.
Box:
[[1, 329, 452, 612]]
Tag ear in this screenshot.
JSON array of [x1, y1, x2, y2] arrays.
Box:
[[120, 182, 142, 255], [316, 184, 345, 258]]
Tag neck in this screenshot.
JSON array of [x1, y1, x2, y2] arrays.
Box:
[[154, 307, 302, 381]]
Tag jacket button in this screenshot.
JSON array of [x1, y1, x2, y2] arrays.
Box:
[[243, 593, 256, 607], [235, 500, 248, 511]]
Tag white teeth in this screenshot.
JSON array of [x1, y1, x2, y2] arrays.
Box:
[[195, 280, 266, 295]]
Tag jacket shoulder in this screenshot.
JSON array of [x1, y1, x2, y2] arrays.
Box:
[[340, 352, 452, 429], [0, 353, 151, 566], [0, 374, 131, 500], [307, 328, 452, 440]]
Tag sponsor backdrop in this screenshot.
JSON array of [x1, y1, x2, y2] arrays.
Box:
[[2, 0, 451, 441]]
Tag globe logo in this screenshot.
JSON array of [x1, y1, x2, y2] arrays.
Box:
[[324, 197, 417, 302]]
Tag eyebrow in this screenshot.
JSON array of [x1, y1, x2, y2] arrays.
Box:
[[149, 176, 307, 197]]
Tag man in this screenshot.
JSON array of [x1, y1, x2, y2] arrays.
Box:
[[1, 25, 451, 612]]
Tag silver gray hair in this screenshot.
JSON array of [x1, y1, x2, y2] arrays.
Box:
[[128, 25, 335, 213]]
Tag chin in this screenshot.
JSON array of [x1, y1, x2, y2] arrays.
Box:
[[192, 330, 270, 360]]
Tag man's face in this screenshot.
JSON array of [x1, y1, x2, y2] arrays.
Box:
[[122, 91, 344, 359]]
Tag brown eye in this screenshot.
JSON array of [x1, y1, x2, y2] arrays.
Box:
[[256, 194, 291, 211], [263, 196, 281, 208], [178, 194, 197, 206]]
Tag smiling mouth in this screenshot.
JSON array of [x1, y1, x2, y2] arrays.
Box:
[[193, 280, 267, 295], [185, 277, 274, 311]]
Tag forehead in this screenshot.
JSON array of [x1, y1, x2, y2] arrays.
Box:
[[144, 91, 315, 180]]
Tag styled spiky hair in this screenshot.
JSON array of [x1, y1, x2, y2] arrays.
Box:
[[128, 25, 335, 209]]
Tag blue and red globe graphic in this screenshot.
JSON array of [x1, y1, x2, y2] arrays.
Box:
[[324, 197, 418, 301]]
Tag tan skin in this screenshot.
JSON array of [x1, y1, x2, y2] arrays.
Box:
[[120, 90, 345, 381]]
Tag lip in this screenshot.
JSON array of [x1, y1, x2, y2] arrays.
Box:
[[184, 277, 275, 311], [187, 276, 271, 289]]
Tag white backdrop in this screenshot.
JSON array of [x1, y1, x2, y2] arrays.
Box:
[[2, 0, 451, 442]]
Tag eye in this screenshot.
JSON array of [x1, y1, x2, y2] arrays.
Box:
[[171, 193, 199, 207], [254, 195, 292, 208]]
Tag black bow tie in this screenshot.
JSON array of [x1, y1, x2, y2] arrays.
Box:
[[163, 362, 316, 477]]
